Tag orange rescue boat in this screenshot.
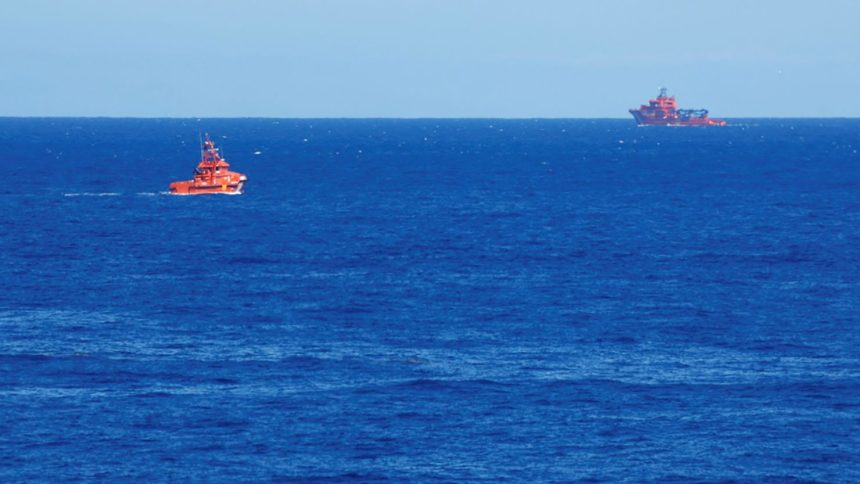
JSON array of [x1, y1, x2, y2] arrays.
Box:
[[169, 134, 247, 195]]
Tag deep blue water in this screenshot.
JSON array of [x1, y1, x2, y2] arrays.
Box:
[[1, 118, 859, 481]]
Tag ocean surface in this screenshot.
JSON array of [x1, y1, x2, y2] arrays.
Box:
[[1, 118, 859, 482]]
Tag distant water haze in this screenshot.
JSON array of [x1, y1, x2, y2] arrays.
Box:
[[1, 0, 858, 117]]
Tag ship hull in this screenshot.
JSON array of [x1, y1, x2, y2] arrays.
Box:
[[169, 179, 246, 195], [629, 110, 726, 126]]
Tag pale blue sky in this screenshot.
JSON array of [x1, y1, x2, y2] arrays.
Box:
[[1, 0, 857, 117]]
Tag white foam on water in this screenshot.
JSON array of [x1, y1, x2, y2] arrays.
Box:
[[63, 192, 121, 197]]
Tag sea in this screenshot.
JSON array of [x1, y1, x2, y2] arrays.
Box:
[[0, 118, 858, 482]]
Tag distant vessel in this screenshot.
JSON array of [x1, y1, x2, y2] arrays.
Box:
[[629, 88, 726, 126], [169, 134, 247, 195]]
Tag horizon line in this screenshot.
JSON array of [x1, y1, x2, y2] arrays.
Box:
[[2, 115, 859, 121]]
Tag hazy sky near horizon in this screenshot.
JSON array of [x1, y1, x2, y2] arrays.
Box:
[[1, 0, 858, 117]]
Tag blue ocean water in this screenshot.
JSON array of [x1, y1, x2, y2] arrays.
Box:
[[1, 118, 859, 481]]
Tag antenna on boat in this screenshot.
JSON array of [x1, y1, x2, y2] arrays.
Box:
[[198, 131, 204, 162]]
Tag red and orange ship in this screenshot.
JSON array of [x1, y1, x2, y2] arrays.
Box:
[[169, 134, 247, 195], [629, 88, 726, 126]]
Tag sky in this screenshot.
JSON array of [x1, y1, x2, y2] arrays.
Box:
[[0, 0, 858, 118]]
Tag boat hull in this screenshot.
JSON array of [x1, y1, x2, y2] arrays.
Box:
[[629, 110, 727, 127], [169, 178, 246, 195]]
